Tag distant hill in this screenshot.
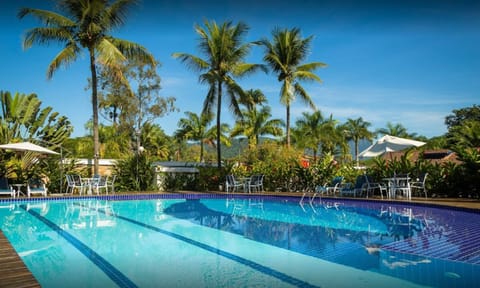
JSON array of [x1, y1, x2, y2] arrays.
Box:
[[350, 139, 372, 158], [200, 137, 373, 160]]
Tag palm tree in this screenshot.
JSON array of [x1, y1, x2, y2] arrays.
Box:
[[231, 105, 284, 149], [18, 0, 155, 175], [258, 27, 326, 147], [376, 122, 413, 138], [231, 89, 283, 148], [343, 117, 373, 166], [173, 20, 265, 169], [293, 110, 341, 161], [175, 111, 215, 162], [140, 122, 172, 161], [239, 89, 267, 110]]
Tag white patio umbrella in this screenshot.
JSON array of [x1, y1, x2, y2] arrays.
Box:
[[358, 135, 426, 158], [0, 142, 60, 155], [0, 141, 66, 193]]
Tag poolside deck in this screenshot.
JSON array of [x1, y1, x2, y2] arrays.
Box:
[[0, 230, 40, 288]]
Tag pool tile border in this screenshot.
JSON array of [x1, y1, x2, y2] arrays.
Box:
[[1, 193, 479, 213]]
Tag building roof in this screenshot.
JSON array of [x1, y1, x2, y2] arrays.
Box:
[[383, 149, 462, 165]]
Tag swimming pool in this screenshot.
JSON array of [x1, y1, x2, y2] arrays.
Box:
[[0, 194, 478, 287]]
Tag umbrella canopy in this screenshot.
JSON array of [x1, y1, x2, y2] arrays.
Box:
[[0, 142, 59, 155], [358, 135, 426, 158]]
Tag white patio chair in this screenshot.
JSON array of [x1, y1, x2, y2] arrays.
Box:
[[106, 175, 116, 194], [325, 176, 344, 196], [225, 175, 243, 193], [66, 174, 87, 195], [364, 175, 387, 199], [248, 174, 264, 193], [27, 177, 48, 197], [393, 173, 412, 200], [411, 173, 428, 198], [91, 175, 108, 195]]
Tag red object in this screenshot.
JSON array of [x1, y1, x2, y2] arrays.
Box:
[[301, 159, 310, 168]]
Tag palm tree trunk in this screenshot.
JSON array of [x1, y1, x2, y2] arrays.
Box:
[[216, 81, 222, 169], [89, 48, 100, 176], [286, 104, 291, 147], [200, 139, 204, 162], [355, 139, 359, 167]]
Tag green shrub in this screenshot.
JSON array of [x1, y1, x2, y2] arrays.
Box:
[[196, 166, 224, 192], [114, 153, 156, 192], [162, 172, 197, 192]]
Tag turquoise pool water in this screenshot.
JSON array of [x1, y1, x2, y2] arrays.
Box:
[[0, 195, 478, 287]]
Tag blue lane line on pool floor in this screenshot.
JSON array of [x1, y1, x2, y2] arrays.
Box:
[[20, 205, 138, 288], [82, 203, 320, 288]]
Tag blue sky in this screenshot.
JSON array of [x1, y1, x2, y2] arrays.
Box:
[[1, 0, 479, 138]]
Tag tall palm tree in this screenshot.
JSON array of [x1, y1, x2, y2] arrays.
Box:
[[258, 27, 326, 147], [173, 20, 265, 169], [343, 117, 373, 166], [175, 111, 215, 162], [18, 0, 155, 175]]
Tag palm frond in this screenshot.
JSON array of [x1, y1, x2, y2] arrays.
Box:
[[22, 27, 73, 49], [293, 82, 316, 110], [96, 38, 127, 66], [294, 70, 323, 83], [297, 62, 327, 72], [18, 8, 75, 27], [109, 38, 155, 66], [47, 43, 81, 79], [224, 76, 244, 118], [105, 0, 139, 29], [172, 53, 209, 72], [201, 84, 217, 116], [233, 63, 268, 77]]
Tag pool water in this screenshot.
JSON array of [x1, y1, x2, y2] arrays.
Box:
[[0, 195, 478, 287]]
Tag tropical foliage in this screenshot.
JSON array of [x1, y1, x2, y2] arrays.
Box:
[[258, 27, 326, 147], [114, 153, 156, 192], [0, 91, 72, 191], [174, 20, 266, 168], [230, 89, 283, 149], [8, 4, 478, 197], [375, 122, 417, 139], [19, 0, 155, 174], [174, 111, 215, 162], [343, 117, 373, 166]]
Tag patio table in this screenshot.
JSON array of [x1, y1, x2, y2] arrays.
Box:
[[238, 177, 251, 193], [383, 176, 411, 199], [11, 183, 26, 197]]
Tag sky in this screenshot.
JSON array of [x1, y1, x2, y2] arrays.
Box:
[[1, 0, 479, 139]]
